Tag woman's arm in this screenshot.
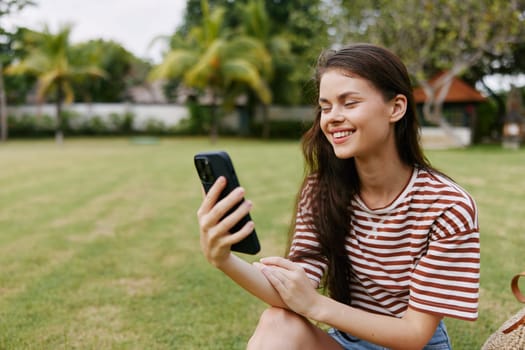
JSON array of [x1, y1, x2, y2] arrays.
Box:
[[217, 254, 287, 307], [196, 176, 286, 307], [312, 295, 441, 350], [259, 256, 441, 350]]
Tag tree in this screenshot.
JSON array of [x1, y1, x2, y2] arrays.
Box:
[[71, 39, 139, 103], [0, 0, 35, 142], [179, 0, 330, 106], [150, 0, 271, 142], [236, 0, 292, 137], [5, 24, 106, 143], [463, 41, 525, 136], [332, 0, 524, 146]]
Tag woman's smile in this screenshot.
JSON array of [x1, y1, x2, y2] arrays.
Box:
[[331, 129, 355, 144]]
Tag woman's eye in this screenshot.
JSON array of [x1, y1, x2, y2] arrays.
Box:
[[344, 101, 357, 108], [320, 106, 331, 113]]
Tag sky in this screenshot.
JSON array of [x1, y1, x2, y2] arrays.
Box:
[[5, 0, 187, 63]]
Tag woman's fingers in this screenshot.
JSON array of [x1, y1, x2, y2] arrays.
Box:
[[215, 198, 251, 232], [196, 175, 256, 265], [223, 219, 255, 246], [197, 176, 227, 218], [197, 177, 247, 232], [260, 265, 286, 289], [260, 256, 300, 271]]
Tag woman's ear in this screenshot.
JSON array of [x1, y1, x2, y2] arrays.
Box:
[[390, 94, 407, 123]]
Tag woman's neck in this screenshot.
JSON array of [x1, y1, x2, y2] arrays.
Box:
[[355, 156, 413, 210]]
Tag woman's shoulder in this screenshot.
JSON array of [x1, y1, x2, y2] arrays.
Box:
[[414, 167, 478, 229], [415, 167, 475, 202]]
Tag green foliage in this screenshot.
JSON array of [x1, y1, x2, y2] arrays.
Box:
[[151, 3, 272, 105], [7, 113, 55, 136], [7, 111, 139, 137], [251, 119, 312, 139], [1, 27, 36, 104], [176, 0, 329, 106], [71, 40, 147, 102], [472, 100, 501, 143], [329, 0, 524, 131], [183, 98, 213, 134], [151, 0, 274, 141], [6, 25, 106, 104], [334, 0, 524, 80], [4, 24, 108, 141]]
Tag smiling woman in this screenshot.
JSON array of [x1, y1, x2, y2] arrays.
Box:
[[196, 43, 480, 350]]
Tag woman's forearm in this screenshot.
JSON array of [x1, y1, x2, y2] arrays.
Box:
[[310, 295, 441, 350], [217, 254, 287, 308]]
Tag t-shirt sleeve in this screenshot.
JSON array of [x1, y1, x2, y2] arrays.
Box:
[[408, 197, 480, 321], [287, 178, 327, 287]]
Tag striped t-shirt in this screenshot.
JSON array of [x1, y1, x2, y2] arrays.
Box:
[[288, 167, 480, 321]]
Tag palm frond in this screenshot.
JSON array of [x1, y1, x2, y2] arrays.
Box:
[[184, 40, 225, 87], [223, 59, 271, 104], [62, 82, 75, 104], [227, 37, 272, 78], [149, 50, 199, 81], [35, 70, 60, 101]]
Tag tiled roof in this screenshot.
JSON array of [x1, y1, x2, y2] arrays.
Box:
[[413, 72, 486, 104]]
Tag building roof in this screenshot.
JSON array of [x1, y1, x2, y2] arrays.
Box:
[[413, 72, 486, 104]]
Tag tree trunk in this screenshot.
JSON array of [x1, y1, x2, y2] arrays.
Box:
[[261, 104, 270, 139], [421, 74, 466, 147], [55, 80, 64, 145], [208, 92, 220, 143], [480, 78, 505, 140], [0, 61, 8, 142]]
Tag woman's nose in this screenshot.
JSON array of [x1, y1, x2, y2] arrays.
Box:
[[327, 109, 345, 123]]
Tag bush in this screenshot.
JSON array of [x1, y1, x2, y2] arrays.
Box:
[[473, 100, 501, 143], [7, 111, 141, 137], [8, 113, 55, 137], [251, 120, 312, 139]]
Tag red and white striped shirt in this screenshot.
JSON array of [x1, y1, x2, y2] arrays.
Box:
[[289, 167, 480, 321]]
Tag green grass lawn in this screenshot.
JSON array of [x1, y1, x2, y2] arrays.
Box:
[[0, 137, 524, 349]]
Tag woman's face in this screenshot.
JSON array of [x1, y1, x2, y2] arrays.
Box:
[[318, 69, 402, 160]]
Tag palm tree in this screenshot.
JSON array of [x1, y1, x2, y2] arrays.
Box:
[[237, 0, 292, 138], [149, 0, 271, 142], [5, 24, 105, 143]]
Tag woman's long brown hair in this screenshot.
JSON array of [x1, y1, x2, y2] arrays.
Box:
[[288, 43, 433, 305]]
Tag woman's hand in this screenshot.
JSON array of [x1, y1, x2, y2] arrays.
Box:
[[256, 257, 321, 318], [196, 176, 255, 268]]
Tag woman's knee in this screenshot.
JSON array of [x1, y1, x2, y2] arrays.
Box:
[[247, 307, 311, 349], [258, 307, 307, 331]]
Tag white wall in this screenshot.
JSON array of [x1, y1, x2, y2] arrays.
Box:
[[7, 103, 189, 130]]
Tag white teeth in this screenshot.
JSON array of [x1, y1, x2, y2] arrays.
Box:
[[333, 130, 353, 138]]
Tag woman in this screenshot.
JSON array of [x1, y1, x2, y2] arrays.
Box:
[[197, 43, 480, 350]]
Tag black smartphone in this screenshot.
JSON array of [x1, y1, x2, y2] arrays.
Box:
[[194, 151, 260, 255]]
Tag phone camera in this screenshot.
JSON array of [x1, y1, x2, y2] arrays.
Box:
[[195, 158, 214, 183]]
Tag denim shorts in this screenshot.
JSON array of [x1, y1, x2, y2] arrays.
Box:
[[328, 320, 452, 350]]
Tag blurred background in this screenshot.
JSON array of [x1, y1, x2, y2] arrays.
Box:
[[1, 0, 524, 147]]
